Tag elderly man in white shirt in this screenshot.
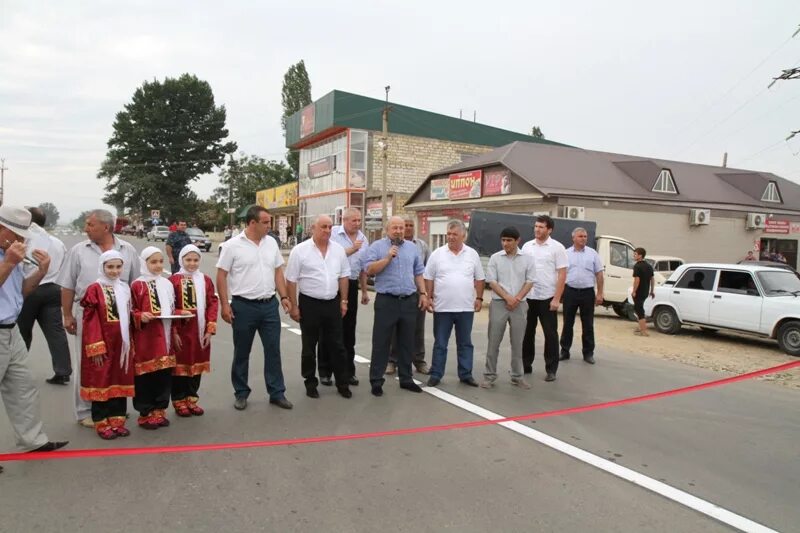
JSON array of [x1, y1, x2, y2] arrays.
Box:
[[286, 214, 353, 399], [521, 215, 568, 382], [424, 219, 485, 387], [217, 206, 293, 411], [18, 207, 72, 385]]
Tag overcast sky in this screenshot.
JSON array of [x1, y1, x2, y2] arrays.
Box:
[[2, 0, 799, 222]]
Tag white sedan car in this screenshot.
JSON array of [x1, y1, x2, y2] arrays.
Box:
[[645, 263, 800, 356]]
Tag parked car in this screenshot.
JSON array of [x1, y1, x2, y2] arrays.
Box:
[[737, 260, 799, 276], [146, 225, 170, 242], [645, 255, 684, 278], [186, 227, 212, 252], [645, 263, 800, 356]]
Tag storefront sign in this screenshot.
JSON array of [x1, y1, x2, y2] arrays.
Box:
[[366, 198, 392, 219], [419, 211, 429, 236], [308, 156, 335, 179], [483, 168, 511, 196], [300, 104, 315, 139], [791, 223, 800, 235], [430, 178, 449, 200], [765, 220, 790, 234], [256, 183, 299, 210], [449, 170, 482, 200], [278, 216, 288, 243]]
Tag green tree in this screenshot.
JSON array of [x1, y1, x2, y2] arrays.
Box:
[[281, 60, 312, 173], [37, 202, 60, 227], [71, 210, 91, 230], [213, 153, 294, 212], [98, 73, 237, 222], [530, 126, 546, 140]]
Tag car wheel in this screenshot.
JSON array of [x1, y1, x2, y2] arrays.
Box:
[[653, 306, 681, 334], [777, 321, 800, 356], [612, 304, 626, 318]]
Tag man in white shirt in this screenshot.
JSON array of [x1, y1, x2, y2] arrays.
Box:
[[321, 207, 370, 387], [18, 208, 71, 385], [521, 215, 568, 382], [216, 206, 293, 411], [424, 220, 485, 387], [286, 215, 352, 399]]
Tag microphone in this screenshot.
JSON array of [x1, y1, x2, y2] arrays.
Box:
[[389, 237, 403, 259]]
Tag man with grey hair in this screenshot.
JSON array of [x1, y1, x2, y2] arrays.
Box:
[[424, 219, 485, 387], [560, 227, 604, 365], [57, 209, 140, 427]]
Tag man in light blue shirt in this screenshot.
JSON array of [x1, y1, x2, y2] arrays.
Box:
[[363, 216, 429, 396], [560, 227, 604, 365]]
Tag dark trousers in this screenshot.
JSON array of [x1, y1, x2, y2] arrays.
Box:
[[299, 293, 349, 388], [172, 375, 202, 402], [560, 287, 596, 357], [522, 297, 559, 375], [230, 296, 286, 401], [17, 283, 72, 377], [91, 397, 127, 422], [389, 307, 426, 365], [133, 368, 172, 415], [430, 312, 474, 380], [370, 293, 418, 387], [319, 280, 358, 379]]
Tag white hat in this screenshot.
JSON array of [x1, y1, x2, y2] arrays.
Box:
[[0, 205, 32, 240]]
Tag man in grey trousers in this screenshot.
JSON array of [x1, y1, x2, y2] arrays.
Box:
[[481, 226, 535, 389]]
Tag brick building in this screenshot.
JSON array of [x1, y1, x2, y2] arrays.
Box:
[[284, 90, 557, 240]]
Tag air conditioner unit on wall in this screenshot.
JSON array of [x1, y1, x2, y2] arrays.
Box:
[[689, 209, 711, 226], [559, 206, 585, 220], [746, 213, 766, 230]]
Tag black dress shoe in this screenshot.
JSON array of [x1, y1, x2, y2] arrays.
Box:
[[371, 385, 383, 397], [30, 441, 68, 453], [319, 376, 333, 386], [306, 388, 320, 399], [46, 375, 70, 385], [337, 387, 352, 399], [349, 376, 359, 386], [269, 397, 294, 409], [545, 373, 557, 382], [426, 377, 440, 387], [559, 350, 570, 361], [523, 366, 533, 375], [460, 377, 479, 387], [400, 382, 423, 393], [583, 355, 596, 364]]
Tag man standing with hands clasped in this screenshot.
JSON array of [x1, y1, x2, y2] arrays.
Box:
[[364, 216, 429, 397], [286, 214, 353, 400]]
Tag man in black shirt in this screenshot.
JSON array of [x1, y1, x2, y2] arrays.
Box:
[[632, 247, 654, 336], [165, 220, 193, 274]]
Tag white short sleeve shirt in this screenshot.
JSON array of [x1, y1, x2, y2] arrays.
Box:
[[521, 237, 569, 300], [216, 233, 284, 299], [285, 239, 350, 300], [423, 244, 485, 312]]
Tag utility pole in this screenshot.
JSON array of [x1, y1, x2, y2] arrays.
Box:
[[228, 154, 235, 229], [0, 158, 6, 206], [381, 85, 391, 225]]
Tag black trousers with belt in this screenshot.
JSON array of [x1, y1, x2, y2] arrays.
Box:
[[299, 293, 350, 388], [318, 279, 359, 379], [17, 282, 72, 377], [560, 286, 596, 357], [369, 293, 418, 387], [522, 297, 559, 375]]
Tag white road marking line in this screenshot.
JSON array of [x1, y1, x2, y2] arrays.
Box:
[[422, 386, 777, 533], [288, 328, 302, 335], [281, 322, 290, 328], [353, 355, 370, 364]]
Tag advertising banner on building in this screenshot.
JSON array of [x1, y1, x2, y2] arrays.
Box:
[[309, 155, 335, 179], [300, 104, 315, 139], [256, 183, 299, 210], [366, 198, 392, 219], [483, 168, 511, 196], [791, 223, 800, 235], [765, 220, 790, 234], [430, 178, 449, 200], [449, 170, 482, 200]]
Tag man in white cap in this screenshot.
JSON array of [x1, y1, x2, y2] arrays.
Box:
[[0, 205, 68, 473]]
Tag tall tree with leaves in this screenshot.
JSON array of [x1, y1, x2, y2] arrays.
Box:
[[98, 74, 237, 221], [37, 202, 60, 227], [281, 60, 312, 173], [72, 210, 92, 230], [530, 126, 546, 140], [214, 153, 295, 210]]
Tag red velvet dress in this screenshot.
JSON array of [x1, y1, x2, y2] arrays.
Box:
[[131, 280, 176, 375], [80, 283, 135, 401], [169, 273, 218, 377]]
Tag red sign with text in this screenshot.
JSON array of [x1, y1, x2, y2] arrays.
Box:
[[765, 220, 790, 234], [449, 170, 482, 200]]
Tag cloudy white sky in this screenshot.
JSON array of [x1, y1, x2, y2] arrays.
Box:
[[1, 0, 799, 222]]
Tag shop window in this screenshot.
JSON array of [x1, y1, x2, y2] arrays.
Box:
[[653, 169, 677, 194]]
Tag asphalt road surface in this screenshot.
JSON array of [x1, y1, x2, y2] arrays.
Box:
[[1, 235, 798, 533]]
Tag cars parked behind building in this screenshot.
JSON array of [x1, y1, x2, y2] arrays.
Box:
[[645, 263, 800, 356]]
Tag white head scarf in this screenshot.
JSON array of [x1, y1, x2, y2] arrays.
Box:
[[178, 245, 206, 345], [136, 246, 175, 351], [96, 250, 131, 372]]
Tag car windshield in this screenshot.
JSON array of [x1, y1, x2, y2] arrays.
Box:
[[186, 228, 204, 237], [756, 270, 800, 296]]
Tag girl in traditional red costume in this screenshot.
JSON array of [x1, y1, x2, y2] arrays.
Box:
[[131, 247, 179, 430], [81, 250, 134, 440], [169, 245, 218, 417]]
